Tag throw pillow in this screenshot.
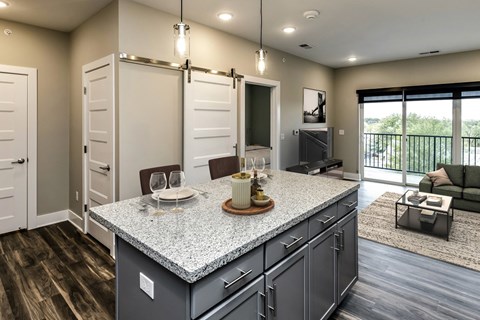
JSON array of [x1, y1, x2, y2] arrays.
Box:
[[427, 167, 454, 187]]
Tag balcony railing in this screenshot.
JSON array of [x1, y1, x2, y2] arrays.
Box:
[[364, 133, 480, 173]]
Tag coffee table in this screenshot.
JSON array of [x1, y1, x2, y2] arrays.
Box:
[[395, 190, 453, 241]]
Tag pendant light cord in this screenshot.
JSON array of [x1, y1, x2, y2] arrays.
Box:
[[180, 0, 183, 22], [260, 0, 263, 49]]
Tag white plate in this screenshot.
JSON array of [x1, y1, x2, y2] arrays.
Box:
[[248, 172, 267, 180], [151, 188, 198, 202]]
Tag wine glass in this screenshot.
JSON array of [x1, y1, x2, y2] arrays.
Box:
[[169, 170, 186, 212], [246, 157, 255, 173], [253, 157, 266, 173], [150, 172, 167, 214]]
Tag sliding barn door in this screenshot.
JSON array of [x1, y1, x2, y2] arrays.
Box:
[[184, 72, 237, 184]]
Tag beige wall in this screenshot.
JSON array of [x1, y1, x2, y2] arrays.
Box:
[[333, 50, 480, 176], [69, 1, 118, 216], [119, 0, 334, 171], [0, 19, 70, 215]]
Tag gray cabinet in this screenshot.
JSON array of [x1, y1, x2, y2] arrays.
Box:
[[337, 209, 358, 304], [265, 245, 309, 320], [308, 225, 336, 320], [115, 191, 358, 320], [199, 276, 265, 320]]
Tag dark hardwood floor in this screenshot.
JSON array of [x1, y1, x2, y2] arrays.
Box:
[[0, 222, 115, 320], [331, 181, 480, 320], [1, 181, 479, 319]]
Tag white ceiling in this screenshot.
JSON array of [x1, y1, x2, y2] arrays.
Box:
[[2, 0, 480, 68]]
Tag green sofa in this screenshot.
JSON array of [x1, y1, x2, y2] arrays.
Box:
[[419, 163, 480, 213]]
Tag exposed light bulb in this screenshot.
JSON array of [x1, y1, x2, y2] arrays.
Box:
[[174, 22, 190, 58], [256, 49, 267, 75]]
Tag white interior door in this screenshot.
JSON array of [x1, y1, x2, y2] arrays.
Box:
[[83, 55, 115, 255], [0, 72, 27, 234], [184, 71, 237, 184]]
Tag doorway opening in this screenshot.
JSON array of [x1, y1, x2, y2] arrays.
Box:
[[245, 84, 271, 168], [240, 76, 280, 170]]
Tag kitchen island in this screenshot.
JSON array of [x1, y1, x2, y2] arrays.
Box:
[[90, 170, 360, 320]]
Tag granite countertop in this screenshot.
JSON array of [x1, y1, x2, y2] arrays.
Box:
[[90, 170, 359, 283]]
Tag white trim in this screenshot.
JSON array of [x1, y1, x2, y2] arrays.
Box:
[[343, 172, 361, 181], [240, 75, 281, 169], [82, 54, 116, 233], [68, 210, 84, 231], [35, 210, 68, 228], [0, 64, 37, 230]]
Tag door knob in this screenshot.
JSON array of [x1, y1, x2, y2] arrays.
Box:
[[99, 164, 110, 171], [11, 158, 25, 164]]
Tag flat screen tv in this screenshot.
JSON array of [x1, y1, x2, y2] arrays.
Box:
[[299, 128, 333, 164]]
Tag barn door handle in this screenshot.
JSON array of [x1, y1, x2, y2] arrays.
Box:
[[100, 164, 110, 171], [11, 158, 25, 164]]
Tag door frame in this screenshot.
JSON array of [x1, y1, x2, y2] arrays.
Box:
[[82, 54, 116, 233], [0, 64, 37, 229], [239, 75, 281, 169]]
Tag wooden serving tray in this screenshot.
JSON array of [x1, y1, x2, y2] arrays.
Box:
[[222, 198, 275, 215]]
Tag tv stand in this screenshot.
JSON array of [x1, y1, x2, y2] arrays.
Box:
[[286, 159, 343, 179]]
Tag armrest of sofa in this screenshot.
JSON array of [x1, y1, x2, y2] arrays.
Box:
[[419, 176, 432, 193]]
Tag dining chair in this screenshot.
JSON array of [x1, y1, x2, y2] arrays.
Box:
[[139, 164, 181, 195], [208, 156, 240, 180]]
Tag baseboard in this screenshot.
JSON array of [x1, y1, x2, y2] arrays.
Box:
[[343, 172, 361, 181], [68, 210, 84, 232], [35, 210, 68, 228]]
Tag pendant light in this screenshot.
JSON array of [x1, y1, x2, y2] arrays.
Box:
[[255, 0, 267, 75], [173, 0, 190, 58]]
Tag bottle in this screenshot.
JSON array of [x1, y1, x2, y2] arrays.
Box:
[[251, 169, 261, 196]]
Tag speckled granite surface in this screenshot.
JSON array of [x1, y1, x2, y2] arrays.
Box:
[[90, 170, 359, 283]]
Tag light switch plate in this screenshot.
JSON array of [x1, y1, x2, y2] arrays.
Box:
[[140, 272, 154, 299], [339, 129, 345, 135]]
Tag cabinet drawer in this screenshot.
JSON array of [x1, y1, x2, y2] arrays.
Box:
[[191, 245, 264, 319], [308, 203, 337, 239], [337, 191, 358, 220], [265, 220, 308, 269]]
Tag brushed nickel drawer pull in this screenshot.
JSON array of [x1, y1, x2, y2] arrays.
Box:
[[281, 236, 303, 249], [223, 268, 252, 289], [316, 215, 335, 224], [342, 200, 357, 208]]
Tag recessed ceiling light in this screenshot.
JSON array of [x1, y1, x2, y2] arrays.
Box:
[[282, 27, 296, 34], [348, 57, 357, 62], [217, 12, 233, 21], [0, 1, 10, 8]]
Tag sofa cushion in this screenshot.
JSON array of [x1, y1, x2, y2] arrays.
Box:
[[432, 185, 463, 199], [464, 165, 480, 188], [436, 163, 464, 187], [463, 188, 480, 202], [427, 167, 453, 187]]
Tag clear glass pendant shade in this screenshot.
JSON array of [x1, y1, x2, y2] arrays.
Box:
[[255, 48, 267, 75], [174, 22, 190, 58]]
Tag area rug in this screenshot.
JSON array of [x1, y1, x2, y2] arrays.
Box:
[[359, 192, 480, 272]]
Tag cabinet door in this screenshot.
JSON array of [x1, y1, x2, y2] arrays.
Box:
[[199, 276, 265, 320], [337, 210, 358, 304], [308, 225, 336, 320], [265, 245, 309, 320]]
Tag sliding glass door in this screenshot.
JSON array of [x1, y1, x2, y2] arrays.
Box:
[[359, 83, 480, 186], [362, 101, 403, 183], [405, 99, 453, 185], [461, 97, 480, 165]]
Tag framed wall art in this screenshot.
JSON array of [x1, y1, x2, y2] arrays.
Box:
[[303, 88, 326, 123]]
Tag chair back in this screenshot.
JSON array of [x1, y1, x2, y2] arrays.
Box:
[[208, 156, 240, 180], [139, 164, 181, 195]]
